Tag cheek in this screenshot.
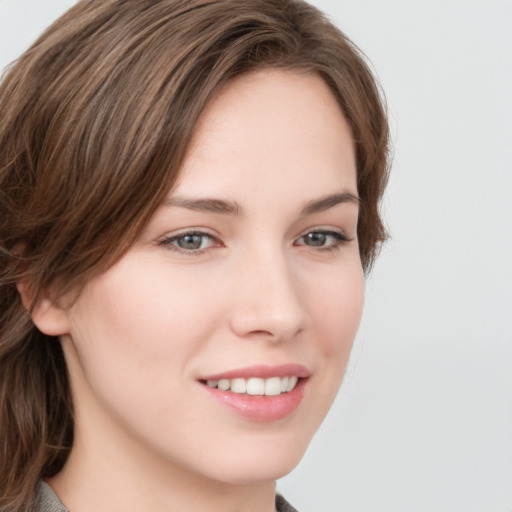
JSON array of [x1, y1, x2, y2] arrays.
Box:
[[63, 262, 229, 458], [74, 259, 221, 357], [304, 259, 365, 357], [283, 260, 364, 449], [65, 259, 224, 414]]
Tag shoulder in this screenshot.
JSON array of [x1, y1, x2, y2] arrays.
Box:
[[32, 483, 296, 512], [33, 482, 68, 512], [276, 494, 299, 512]]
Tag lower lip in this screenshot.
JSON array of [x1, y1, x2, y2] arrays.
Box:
[[200, 378, 307, 422]]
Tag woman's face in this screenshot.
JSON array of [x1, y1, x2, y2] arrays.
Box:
[[57, 70, 364, 486]]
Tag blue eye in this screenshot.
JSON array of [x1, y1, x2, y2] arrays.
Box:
[[297, 230, 350, 249], [160, 232, 216, 252]]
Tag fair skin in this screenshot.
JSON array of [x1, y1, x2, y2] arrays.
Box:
[[31, 70, 364, 512]]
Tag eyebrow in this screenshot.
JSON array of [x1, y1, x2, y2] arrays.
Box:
[[163, 197, 245, 216], [300, 192, 360, 215], [162, 191, 359, 216]]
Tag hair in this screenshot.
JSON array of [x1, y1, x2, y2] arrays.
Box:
[[0, 0, 389, 509]]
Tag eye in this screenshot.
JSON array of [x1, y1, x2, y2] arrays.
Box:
[[159, 231, 218, 253], [296, 230, 350, 250]]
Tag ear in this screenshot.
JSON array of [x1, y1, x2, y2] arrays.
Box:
[[17, 280, 71, 336]]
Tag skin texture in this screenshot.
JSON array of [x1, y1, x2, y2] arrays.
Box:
[[33, 70, 365, 512]]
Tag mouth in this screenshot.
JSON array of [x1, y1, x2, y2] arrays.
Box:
[[198, 364, 309, 421], [201, 376, 299, 396]]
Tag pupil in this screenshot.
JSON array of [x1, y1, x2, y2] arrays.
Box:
[[179, 234, 202, 249], [306, 232, 326, 246]]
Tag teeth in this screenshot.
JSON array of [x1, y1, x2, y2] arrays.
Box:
[[286, 376, 298, 392], [265, 377, 282, 396], [246, 377, 264, 395], [231, 378, 246, 394], [218, 379, 230, 391], [205, 376, 299, 395]]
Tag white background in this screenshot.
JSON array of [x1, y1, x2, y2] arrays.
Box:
[[1, 1, 511, 511]]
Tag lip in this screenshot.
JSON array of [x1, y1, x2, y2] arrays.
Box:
[[200, 363, 310, 381], [198, 364, 309, 422]]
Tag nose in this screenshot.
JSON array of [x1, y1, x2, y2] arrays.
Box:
[[229, 248, 309, 342]]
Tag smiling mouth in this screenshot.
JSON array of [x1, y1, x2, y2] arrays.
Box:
[[201, 376, 299, 396]]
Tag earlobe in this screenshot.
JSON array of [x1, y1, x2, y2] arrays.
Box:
[[17, 281, 71, 336]]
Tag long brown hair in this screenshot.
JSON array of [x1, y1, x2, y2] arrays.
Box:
[[0, 0, 390, 509]]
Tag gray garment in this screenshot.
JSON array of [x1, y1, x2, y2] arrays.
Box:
[[34, 481, 298, 512], [275, 494, 299, 512], [34, 482, 68, 512]]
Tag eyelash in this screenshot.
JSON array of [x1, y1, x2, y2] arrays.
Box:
[[159, 231, 219, 255], [159, 229, 351, 255], [294, 230, 351, 252]]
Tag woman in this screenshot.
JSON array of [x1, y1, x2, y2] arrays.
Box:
[[0, 1, 389, 511]]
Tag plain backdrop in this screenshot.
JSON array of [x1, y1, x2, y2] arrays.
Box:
[[1, 1, 511, 511]]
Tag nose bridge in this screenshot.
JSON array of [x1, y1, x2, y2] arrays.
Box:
[[230, 243, 308, 341]]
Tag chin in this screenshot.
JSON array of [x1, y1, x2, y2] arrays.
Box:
[[191, 430, 313, 486], [213, 457, 303, 486]]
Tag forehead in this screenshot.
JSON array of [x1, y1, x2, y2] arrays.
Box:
[[173, 69, 357, 203]]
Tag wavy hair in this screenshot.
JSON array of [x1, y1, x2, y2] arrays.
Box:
[[0, 1, 389, 509]]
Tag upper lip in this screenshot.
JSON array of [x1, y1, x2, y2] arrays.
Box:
[[200, 364, 310, 381]]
